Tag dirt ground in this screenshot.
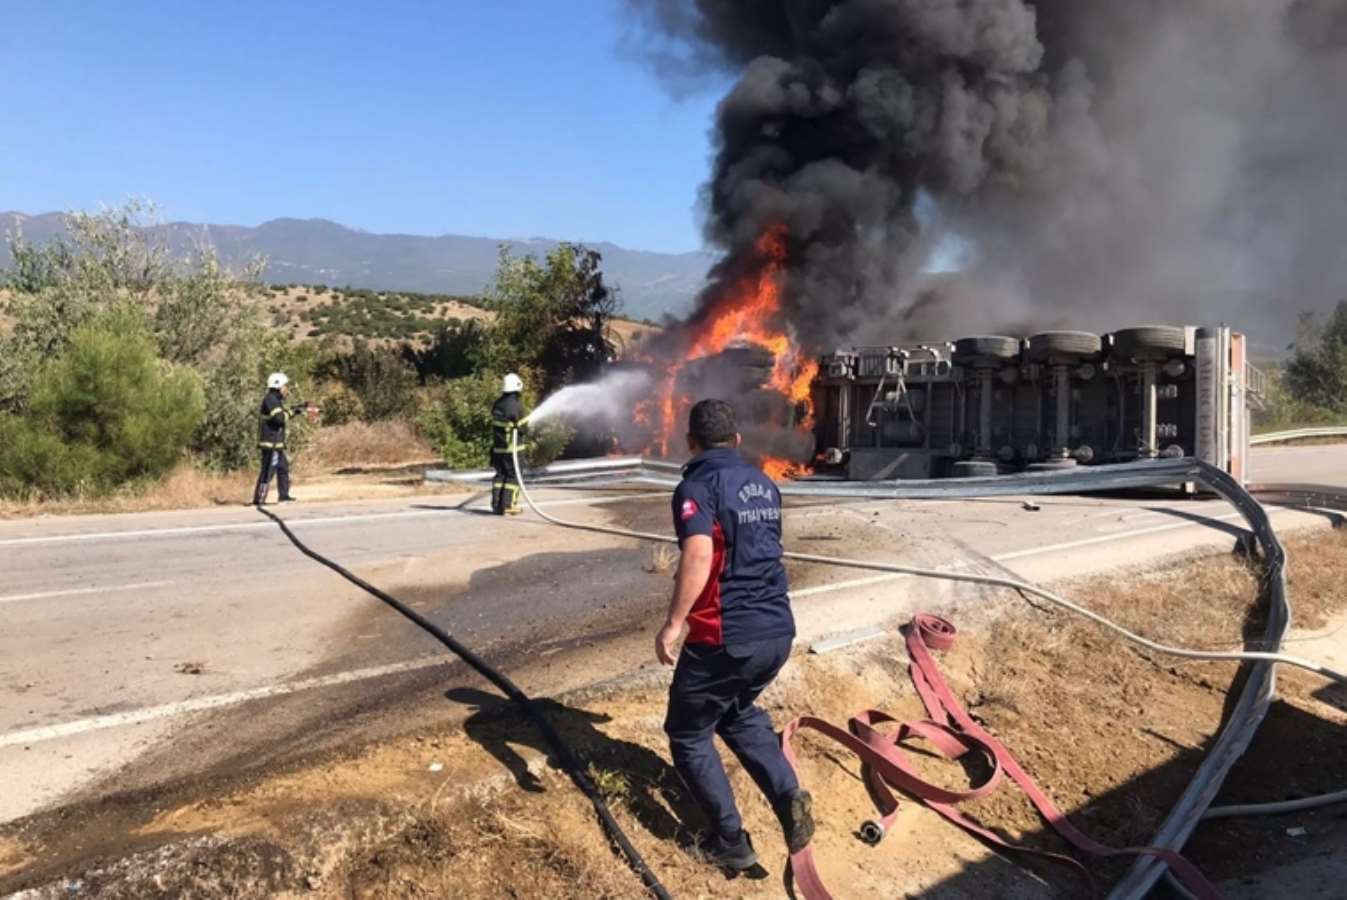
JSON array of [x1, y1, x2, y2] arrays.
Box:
[[2, 530, 1344, 899]]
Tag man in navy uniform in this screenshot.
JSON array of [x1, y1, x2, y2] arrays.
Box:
[[657, 398, 814, 871]]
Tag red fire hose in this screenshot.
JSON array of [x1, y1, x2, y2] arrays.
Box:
[[781, 615, 1222, 900]]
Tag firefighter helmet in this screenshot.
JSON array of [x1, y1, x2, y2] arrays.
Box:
[[502, 373, 524, 394], [267, 372, 289, 390]]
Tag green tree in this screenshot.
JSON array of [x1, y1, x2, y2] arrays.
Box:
[[0, 201, 300, 472], [402, 319, 490, 381], [0, 310, 205, 496], [1285, 300, 1347, 416], [484, 243, 620, 392]]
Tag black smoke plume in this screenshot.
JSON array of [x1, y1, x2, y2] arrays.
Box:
[[624, 1, 1347, 351]]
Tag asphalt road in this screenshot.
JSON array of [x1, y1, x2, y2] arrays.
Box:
[[2, 445, 1343, 823]]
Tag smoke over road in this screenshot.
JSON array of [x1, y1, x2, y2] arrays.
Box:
[[624, 0, 1347, 349]]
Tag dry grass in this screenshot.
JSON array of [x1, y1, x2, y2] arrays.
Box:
[[968, 526, 1347, 854], [302, 420, 437, 471], [643, 543, 678, 575], [0, 464, 253, 519], [0, 423, 447, 520], [1046, 525, 1347, 649], [347, 795, 650, 899]]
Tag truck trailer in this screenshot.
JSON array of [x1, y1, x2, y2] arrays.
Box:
[[811, 325, 1265, 485]]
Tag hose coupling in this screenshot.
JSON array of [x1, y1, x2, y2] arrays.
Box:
[[859, 819, 886, 845]]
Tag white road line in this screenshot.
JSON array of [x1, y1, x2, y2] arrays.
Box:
[[793, 573, 907, 598], [0, 655, 451, 749], [0, 493, 659, 548], [0, 581, 173, 606]]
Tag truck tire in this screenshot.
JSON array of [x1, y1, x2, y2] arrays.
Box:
[[950, 459, 1000, 478], [1111, 326, 1187, 358], [1027, 459, 1078, 472], [952, 336, 1021, 364], [1025, 331, 1102, 361]]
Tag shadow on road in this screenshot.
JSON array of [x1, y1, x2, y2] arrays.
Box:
[[446, 686, 703, 846]]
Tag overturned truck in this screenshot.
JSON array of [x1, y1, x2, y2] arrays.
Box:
[[811, 325, 1264, 484]]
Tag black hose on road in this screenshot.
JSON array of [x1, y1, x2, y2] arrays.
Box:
[[256, 506, 673, 900]]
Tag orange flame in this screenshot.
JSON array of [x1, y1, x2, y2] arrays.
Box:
[[636, 225, 816, 479]]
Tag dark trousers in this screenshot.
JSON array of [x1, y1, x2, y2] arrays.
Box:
[[491, 451, 519, 515], [253, 449, 290, 505], [663, 636, 798, 839]]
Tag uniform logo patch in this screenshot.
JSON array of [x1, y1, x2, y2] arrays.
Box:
[[680, 498, 699, 521]]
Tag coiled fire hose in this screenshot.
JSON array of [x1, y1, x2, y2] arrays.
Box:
[[781, 614, 1220, 899], [507, 432, 1347, 897], [255, 506, 674, 900]]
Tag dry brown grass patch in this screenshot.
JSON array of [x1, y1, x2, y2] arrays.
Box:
[[0, 464, 252, 518], [303, 421, 436, 471]]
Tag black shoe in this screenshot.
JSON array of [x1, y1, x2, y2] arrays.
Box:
[[279, 496, 297, 503], [776, 789, 816, 854], [698, 830, 758, 872]]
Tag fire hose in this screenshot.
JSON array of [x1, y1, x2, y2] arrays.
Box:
[[506, 432, 1347, 897], [255, 506, 674, 900], [781, 614, 1220, 899]]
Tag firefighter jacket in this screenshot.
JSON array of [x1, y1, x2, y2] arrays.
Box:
[[491, 393, 530, 455], [259, 390, 291, 450]]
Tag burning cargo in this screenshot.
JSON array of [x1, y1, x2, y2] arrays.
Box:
[[811, 325, 1263, 483]]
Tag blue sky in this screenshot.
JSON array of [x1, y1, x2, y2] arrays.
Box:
[[2, 1, 725, 253]]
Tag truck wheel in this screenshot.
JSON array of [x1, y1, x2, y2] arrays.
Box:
[[1025, 331, 1102, 361], [950, 460, 1000, 478], [1111, 326, 1187, 359], [952, 336, 1021, 365], [1027, 459, 1078, 472]]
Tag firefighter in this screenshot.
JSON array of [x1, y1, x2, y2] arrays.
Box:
[[657, 398, 814, 872], [490, 372, 529, 515], [253, 372, 305, 506]]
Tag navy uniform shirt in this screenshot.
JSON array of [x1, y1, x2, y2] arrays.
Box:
[[672, 447, 794, 647]]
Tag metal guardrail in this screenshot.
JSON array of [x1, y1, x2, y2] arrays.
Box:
[[1250, 426, 1347, 445]]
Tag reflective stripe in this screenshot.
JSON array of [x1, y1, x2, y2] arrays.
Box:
[[492, 420, 519, 428], [259, 442, 286, 449]]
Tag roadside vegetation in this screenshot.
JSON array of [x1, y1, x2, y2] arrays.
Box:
[[0, 202, 633, 503], [1253, 300, 1347, 433]]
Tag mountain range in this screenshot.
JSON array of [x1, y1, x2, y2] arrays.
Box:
[[0, 212, 712, 321]]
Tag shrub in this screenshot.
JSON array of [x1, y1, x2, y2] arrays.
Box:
[[192, 330, 317, 471], [417, 372, 500, 468], [1254, 366, 1347, 433], [0, 311, 205, 496], [317, 341, 418, 421], [1285, 300, 1347, 416], [314, 383, 365, 427], [417, 369, 570, 469]]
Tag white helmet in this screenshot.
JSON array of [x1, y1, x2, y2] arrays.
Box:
[[267, 372, 289, 390], [502, 373, 524, 394]]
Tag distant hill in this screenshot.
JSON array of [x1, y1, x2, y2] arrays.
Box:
[[0, 212, 712, 322]]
